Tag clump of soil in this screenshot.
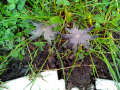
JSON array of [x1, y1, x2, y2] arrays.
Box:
[[0, 38, 114, 89]]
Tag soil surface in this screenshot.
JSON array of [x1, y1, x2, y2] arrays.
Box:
[[0, 37, 117, 90]]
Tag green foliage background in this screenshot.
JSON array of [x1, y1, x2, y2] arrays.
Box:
[[0, 0, 120, 89]]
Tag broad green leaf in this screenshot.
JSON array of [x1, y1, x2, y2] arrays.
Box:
[[3, 22, 8, 28], [20, 7, 27, 13], [8, 3, 15, 10], [74, 0, 79, 2], [111, 11, 116, 16], [95, 22, 101, 29], [6, 29, 11, 34], [56, 0, 70, 6], [7, 0, 14, 3], [19, 19, 30, 28], [50, 16, 63, 24], [21, 0, 26, 4], [102, 0, 109, 6], [19, 53, 23, 60], [17, 0, 26, 10], [56, 0, 62, 5], [12, 51, 19, 57], [17, 3, 24, 10], [12, 10, 20, 17], [95, 14, 104, 23], [9, 32, 14, 37], [9, 19, 17, 25], [97, 6, 103, 11], [0, 41, 4, 45], [63, 0, 70, 5]]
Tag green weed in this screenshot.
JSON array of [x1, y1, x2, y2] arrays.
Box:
[[0, 0, 120, 89]]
